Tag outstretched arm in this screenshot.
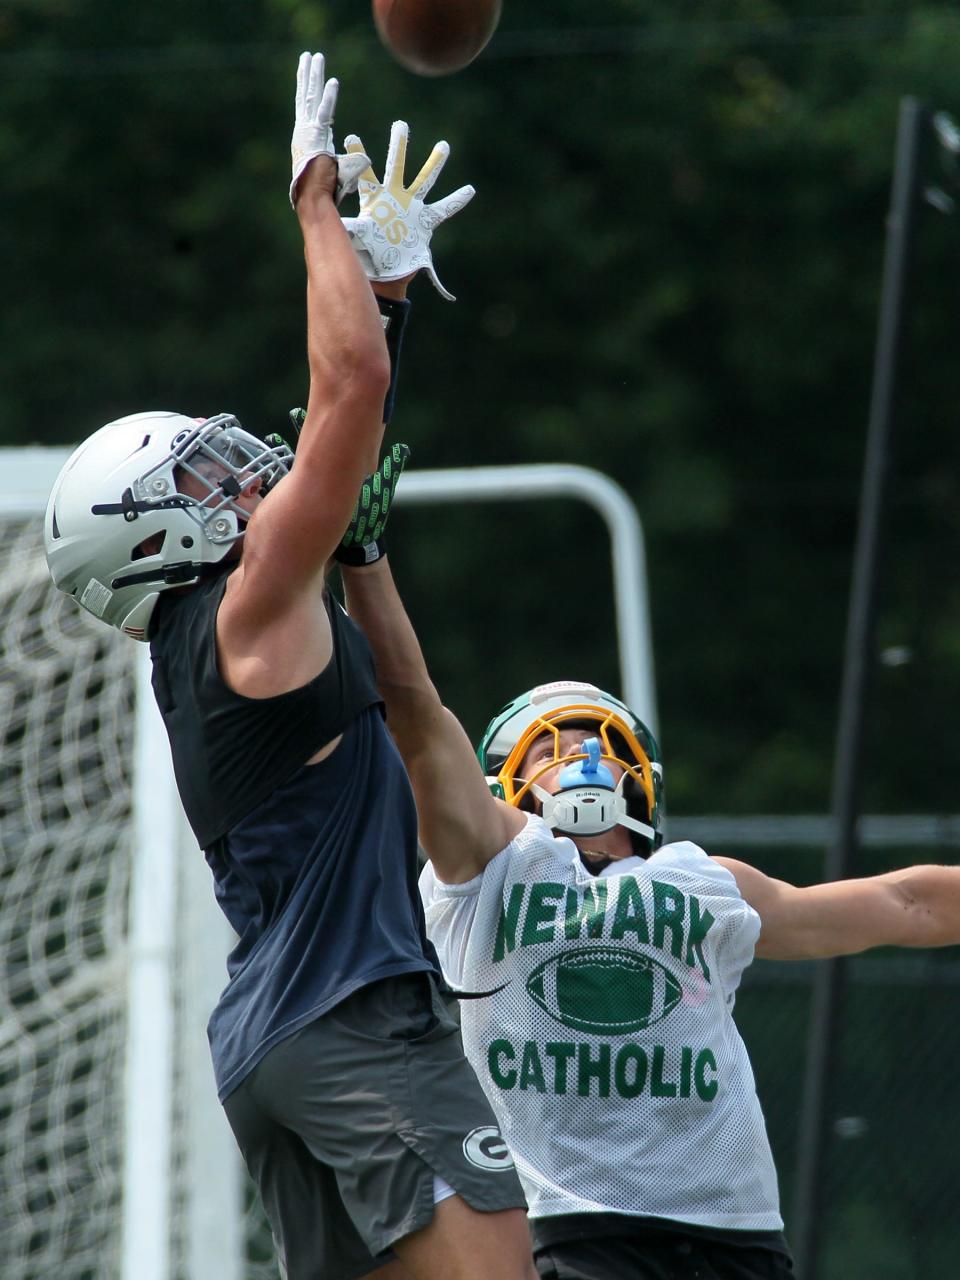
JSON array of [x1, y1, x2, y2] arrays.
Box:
[[336, 122, 510, 879], [718, 857, 960, 959], [234, 54, 391, 612], [342, 557, 525, 882], [216, 53, 391, 699]]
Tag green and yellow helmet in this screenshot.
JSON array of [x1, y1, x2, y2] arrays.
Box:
[[477, 680, 664, 851]]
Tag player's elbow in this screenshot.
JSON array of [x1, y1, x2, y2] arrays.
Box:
[[380, 677, 442, 734], [336, 332, 391, 400], [385, 690, 452, 772], [346, 348, 391, 429], [890, 867, 960, 947], [354, 338, 391, 397], [308, 335, 390, 421]]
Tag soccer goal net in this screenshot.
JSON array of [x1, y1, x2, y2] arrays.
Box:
[[0, 448, 655, 1280], [0, 510, 134, 1276], [1, 454, 252, 1280]]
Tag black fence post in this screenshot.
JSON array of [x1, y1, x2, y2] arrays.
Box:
[[790, 96, 928, 1279]]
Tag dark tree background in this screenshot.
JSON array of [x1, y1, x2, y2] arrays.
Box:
[[3, 4, 960, 1275], [6, 1, 960, 817]]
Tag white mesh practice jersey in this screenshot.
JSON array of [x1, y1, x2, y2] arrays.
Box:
[[419, 814, 782, 1228]]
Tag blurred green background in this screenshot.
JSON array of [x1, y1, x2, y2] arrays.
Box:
[[3, 2, 960, 1277], [6, 0, 960, 811]]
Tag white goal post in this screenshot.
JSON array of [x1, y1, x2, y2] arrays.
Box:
[[393, 464, 658, 729], [0, 447, 655, 1280]]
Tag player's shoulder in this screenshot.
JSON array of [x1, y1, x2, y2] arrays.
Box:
[[648, 839, 744, 896], [420, 811, 569, 900]]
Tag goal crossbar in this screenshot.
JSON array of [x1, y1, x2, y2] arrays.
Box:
[[4, 451, 658, 729], [395, 464, 658, 731]]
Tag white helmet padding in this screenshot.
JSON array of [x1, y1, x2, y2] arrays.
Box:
[[529, 737, 657, 841], [44, 411, 293, 641]]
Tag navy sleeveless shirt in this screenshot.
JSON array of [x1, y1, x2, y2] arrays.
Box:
[[149, 570, 440, 1100]]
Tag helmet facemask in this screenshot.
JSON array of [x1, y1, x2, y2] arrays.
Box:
[[477, 682, 664, 856], [136, 414, 291, 547], [45, 411, 293, 641], [522, 734, 656, 851]]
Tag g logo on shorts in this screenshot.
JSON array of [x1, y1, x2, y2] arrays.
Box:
[[462, 1125, 515, 1171]]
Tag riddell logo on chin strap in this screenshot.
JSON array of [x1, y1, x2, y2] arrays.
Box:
[[462, 1126, 515, 1171]]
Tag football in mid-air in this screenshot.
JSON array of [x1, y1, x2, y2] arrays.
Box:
[[372, 0, 502, 77]]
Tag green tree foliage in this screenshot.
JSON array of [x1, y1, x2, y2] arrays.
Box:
[[4, 10, 960, 1276], [3, 1, 960, 816]]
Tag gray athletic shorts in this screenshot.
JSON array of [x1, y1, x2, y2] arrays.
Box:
[[222, 972, 528, 1280]]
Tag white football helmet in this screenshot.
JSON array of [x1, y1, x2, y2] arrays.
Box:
[[44, 411, 292, 641]]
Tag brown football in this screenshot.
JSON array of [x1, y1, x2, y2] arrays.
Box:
[[373, 0, 502, 77]]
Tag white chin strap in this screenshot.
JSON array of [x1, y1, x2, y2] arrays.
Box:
[[530, 775, 655, 842]]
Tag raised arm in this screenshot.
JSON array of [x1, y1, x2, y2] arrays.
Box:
[[236, 55, 391, 605], [212, 54, 392, 698], [718, 857, 960, 960], [251, 112, 476, 582], [342, 557, 525, 882], [329, 123, 518, 881]]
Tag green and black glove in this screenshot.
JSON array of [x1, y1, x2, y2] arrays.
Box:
[[266, 410, 408, 564], [336, 441, 411, 565], [264, 407, 305, 456]]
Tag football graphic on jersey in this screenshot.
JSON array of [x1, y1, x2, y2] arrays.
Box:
[[526, 946, 683, 1034]]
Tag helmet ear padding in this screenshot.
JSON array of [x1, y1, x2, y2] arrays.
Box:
[[622, 774, 654, 856], [517, 790, 538, 816]]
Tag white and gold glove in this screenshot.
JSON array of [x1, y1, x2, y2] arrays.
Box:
[[341, 120, 475, 301], [289, 52, 371, 208]]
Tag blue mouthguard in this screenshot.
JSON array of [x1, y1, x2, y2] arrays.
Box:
[[557, 737, 617, 791]]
